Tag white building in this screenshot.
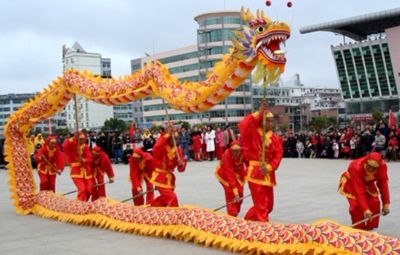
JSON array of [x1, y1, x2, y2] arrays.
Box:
[[252, 74, 344, 130], [62, 42, 113, 130], [124, 11, 252, 127]]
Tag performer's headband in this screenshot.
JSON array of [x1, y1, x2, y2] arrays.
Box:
[[367, 159, 379, 168], [132, 153, 142, 158], [231, 144, 241, 150], [264, 112, 274, 119]]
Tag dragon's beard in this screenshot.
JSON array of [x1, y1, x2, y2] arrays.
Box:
[[252, 55, 284, 85]]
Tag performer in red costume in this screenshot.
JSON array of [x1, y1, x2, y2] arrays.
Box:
[[215, 140, 246, 216], [238, 101, 283, 222], [129, 147, 155, 205], [35, 136, 64, 192], [91, 146, 114, 201], [63, 132, 93, 201], [150, 127, 186, 207], [339, 152, 390, 230]]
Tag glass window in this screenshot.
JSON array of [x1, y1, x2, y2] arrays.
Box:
[[169, 63, 199, 74], [334, 50, 350, 99], [224, 17, 242, 25], [199, 29, 236, 43], [158, 52, 199, 65]]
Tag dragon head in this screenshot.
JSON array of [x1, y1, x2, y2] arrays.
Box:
[[233, 8, 291, 84]]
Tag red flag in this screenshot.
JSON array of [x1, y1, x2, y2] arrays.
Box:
[[129, 122, 135, 140], [389, 109, 396, 128]]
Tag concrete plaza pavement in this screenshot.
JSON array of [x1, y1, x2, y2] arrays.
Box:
[[1, 158, 399, 254]]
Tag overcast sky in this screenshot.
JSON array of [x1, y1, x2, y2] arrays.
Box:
[[0, 0, 399, 94]]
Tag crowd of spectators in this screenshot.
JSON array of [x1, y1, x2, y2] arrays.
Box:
[[281, 119, 399, 161], [1, 118, 399, 170]]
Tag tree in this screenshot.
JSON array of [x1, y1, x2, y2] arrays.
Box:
[[372, 108, 383, 122], [177, 121, 190, 130], [55, 128, 70, 136], [327, 116, 338, 127], [279, 123, 289, 133], [150, 124, 164, 133], [102, 118, 127, 132], [310, 116, 327, 130]]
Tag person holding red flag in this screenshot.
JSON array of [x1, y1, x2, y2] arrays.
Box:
[[91, 146, 115, 201], [215, 140, 246, 216], [35, 136, 64, 192], [238, 101, 283, 222], [129, 122, 135, 143], [63, 132, 93, 201], [150, 125, 186, 207], [129, 147, 155, 205], [389, 109, 396, 129], [339, 152, 391, 230]]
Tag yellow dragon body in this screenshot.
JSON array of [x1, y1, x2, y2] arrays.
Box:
[[4, 8, 400, 254]]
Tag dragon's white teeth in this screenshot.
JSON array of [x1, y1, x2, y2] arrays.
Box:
[[256, 41, 263, 49]]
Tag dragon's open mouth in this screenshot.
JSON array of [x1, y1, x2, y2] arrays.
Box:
[[256, 31, 290, 64]]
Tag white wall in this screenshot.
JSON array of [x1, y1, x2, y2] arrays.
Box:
[[64, 49, 111, 130], [87, 101, 113, 128]]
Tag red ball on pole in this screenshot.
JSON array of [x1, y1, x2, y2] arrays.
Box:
[[266, 0, 272, 6], [287, 1, 293, 7]]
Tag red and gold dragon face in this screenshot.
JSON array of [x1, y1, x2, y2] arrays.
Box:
[[233, 8, 291, 84]]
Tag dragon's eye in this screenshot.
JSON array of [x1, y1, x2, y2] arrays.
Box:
[[255, 26, 265, 33]]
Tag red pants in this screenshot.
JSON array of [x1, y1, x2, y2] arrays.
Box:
[[220, 183, 243, 217], [347, 196, 380, 230], [38, 172, 56, 192], [215, 145, 224, 160], [72, 177, 93, 201], [151, 187, 178, 207], [92, 175, 107, 201], [244, 182, 274, 222], [193, 148, 201, 161], [202, 145, 208, 160], [131, 178, 154, 206]]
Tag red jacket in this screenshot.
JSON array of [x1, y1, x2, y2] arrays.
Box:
[[339, 155, 390, 213], [238, 112, 283, 186], [91, 148, 114, 179], [63, 138, 93, 179], [35, 144, 64, 175], [215, 149, 246, 195], [192, 135, 201, 151], [150, 134, 186, 189], [129, 149, 155, 188]]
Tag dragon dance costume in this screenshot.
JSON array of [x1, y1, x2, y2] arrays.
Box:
[[91, 146, 114, 201], [215, 140, 246, 216], [63, 134, 93, 201], [339, 152, 390, 230], [239, 111, 283, 222], [34, 136, 64, 192], [129, 147, 155, 206], [150, 133, 186, 207]]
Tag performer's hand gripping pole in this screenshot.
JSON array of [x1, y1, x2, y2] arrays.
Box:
[[73, 95, 82, 161], [161, 98, 182, 163], [260, 77, 268, 175]]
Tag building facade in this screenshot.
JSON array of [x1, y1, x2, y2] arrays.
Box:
[[332, 38, 398, 114], [123, 11, 252, 128], [62, 42, 114, 130], [300, 8, 400, 118], [252, 80, 343, 131]]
